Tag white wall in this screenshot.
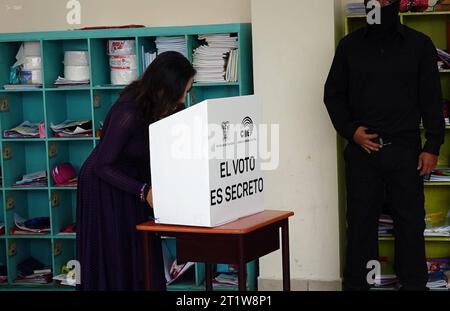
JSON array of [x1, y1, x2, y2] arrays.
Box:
[[0, 0, 251, 33], [251, 0, 342, 288]]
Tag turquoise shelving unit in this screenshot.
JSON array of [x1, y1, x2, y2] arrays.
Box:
[[343, 11, 450, 291], [0, 23, 256, 291]]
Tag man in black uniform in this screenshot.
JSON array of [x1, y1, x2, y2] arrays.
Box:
[[324, 0, 445, 291]]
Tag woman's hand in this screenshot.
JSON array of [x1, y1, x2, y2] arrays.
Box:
[[146, 188, 154, 208]]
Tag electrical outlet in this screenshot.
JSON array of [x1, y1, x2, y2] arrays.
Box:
[[6, 196, 15, 210], [54, 241, 63, 256], [8, 242, 17, 257], [0, 96, 9, 112], [51, 192, 59, 208], [93, 94, 101, 108], [48, 142, 57, 158], [3, 144, 12, 160]]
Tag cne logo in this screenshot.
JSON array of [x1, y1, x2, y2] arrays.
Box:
[[241, 116, 254, 138]]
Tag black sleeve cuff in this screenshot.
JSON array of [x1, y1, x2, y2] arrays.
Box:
[[423, 141, 441, 156], [342, 123, 359, 142]]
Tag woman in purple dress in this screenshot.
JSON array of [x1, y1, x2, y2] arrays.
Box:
[[76, 52, 196, 291]]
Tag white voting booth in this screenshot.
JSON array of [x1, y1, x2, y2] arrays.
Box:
[[149, 95, 264, 227]]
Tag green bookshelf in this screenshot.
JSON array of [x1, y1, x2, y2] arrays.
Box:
[[0, 23, 256, 291], [344, 11, 450, 290]]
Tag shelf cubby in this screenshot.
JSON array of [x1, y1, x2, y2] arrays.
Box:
[[2, 141, 47, 189], [42, 39, 89, 89], [136, 36, 157, 76], [4, 190, 50, 238], [44, 90, 92, 139], [92, 89, 121, 136], [50, 190, 76, 237], [52, 239, 76, 286], [47, 140, 92, 187], [7, 238, 53, 287], [0, 91, 44, 140], [0, 41, 41, 87], [402, 13, 449, 50], [89, 37, 138, 87]]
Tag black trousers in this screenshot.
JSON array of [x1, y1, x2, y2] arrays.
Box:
[[343, 140, 428, 291]]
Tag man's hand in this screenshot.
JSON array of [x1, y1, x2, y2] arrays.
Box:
[[418, 152, 438, 176], [353, 126, 382, 154]]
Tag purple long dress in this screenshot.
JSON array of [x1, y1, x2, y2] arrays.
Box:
[[76, 96, 166, 291]]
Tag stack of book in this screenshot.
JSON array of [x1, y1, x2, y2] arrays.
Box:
[[427, 257, 450, 289], [378, 214, 394, 236], [193, 34, 239, 83], [13, 171, 48, 188], [51, 120, 93, 138], [346, 2, 366, 14], [425, 225, 450, 237], [427, 272, 449, 289], [426, 169, 450, 182], [14, 257, 52, 285], [155, 36, 187, 57], [213, 273, 238, 289], [437, 49, 450, 70], [373, 275, 398, 288], [9, 213, 50, 235]]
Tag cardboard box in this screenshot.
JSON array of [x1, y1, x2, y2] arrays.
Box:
[[149, 95, 264, 227]]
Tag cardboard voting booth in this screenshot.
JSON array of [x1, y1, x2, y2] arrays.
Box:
[[149, 95, 264, 227]]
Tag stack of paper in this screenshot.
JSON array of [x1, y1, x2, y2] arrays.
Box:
[[437, 49, 450, 69], [3, 121, 41, 138], [14, 257, 52, 285], [53, 273, 77, 287], [193, 34, 239, 83], [426, 169, 450, 182], [425, 226, 450, 237], [373, 275, 398, 288], [346, 2, 366, 14], [51, 120, 92, 138], [155, 36, 187, 57], [378, 214, 394, 236], [213, 273, 238, 289], [54, 76, 89, 87], [427, 271, 449, 289], [13, 171, 48, 188]]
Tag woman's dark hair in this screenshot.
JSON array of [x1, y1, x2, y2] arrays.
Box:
[[119, 51, 196, 125]]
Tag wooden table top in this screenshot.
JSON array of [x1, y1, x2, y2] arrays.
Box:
[[136, 210, 294, 235]]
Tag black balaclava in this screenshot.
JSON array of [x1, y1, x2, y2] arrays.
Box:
[[364, 0, 401, 33]]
